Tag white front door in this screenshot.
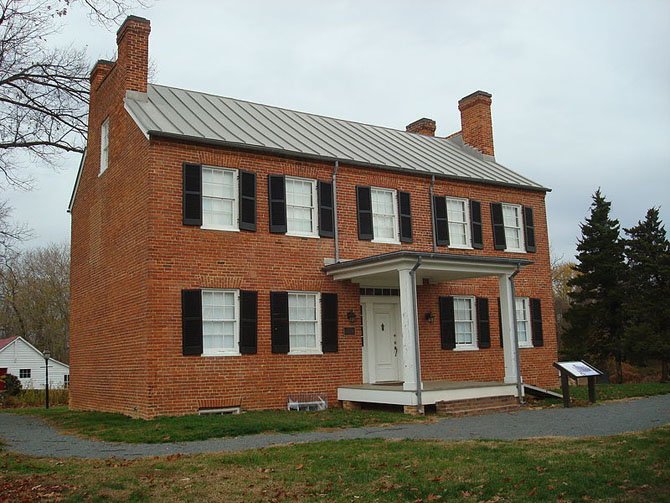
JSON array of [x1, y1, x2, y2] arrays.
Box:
[[370, 301, 402, 382]]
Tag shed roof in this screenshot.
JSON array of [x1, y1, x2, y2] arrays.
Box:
[[0, 336, 17, 351], [124, 84, 549, 192]]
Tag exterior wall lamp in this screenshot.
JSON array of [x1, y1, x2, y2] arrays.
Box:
[[346, 310, 357, 323], [424, 312, 435, 324]]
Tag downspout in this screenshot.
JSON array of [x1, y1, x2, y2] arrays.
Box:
[[509, 263, 524, 404], [332, 161, 340, 263], [429, 175, 436, 253], [409, 257, 423, 412]]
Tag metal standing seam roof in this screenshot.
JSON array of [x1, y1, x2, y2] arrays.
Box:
[[124, 84, 549, 192]]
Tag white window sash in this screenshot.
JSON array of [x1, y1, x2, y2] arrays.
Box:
[[201, 289, 241, 356], [288, 291, 322, 355], [99, 118, 109, 175], [453, 296, 478, 350], [371, 187, 399, 244], [502, 203, 525, 252], [285, 177, 318, 237], [201, 167, 239, 232], [515, 297, 533, 348], [446, 197, 472, 249]]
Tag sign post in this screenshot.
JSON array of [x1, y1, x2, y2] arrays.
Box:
[[553, 361, 603, 408]]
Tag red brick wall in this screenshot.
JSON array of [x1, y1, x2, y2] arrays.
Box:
[[132, 139, 557, 417], [69, 20, 153, 418]]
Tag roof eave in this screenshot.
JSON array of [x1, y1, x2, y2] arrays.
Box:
[[147, 130, 551, 193]]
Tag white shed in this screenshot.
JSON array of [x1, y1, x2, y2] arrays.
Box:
[[0, 336, 69, 390]]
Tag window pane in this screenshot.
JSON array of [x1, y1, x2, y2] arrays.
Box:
[[202, 168, 236, 228], [289, 293, 318, 350], [286, 178, 315, 234], [372, 189, 396, 240], [453, 298, 475, 346]]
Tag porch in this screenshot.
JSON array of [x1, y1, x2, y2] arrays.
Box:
[[324, 251, 532, 413], [338, 380, 518, 407]]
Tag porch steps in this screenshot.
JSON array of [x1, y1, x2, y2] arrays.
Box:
[[436, 395, 521, 417]]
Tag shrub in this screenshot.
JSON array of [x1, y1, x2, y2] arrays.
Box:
[[1, 373, 22, 396]]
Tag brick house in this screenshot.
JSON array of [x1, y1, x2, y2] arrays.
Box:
[[69, 16, 557, 419]]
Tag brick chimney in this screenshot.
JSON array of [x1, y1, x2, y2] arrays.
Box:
[[89, 59, 114, 93], [116, 15, 151, 93], [406, 118, 436, 136], [458, 91, 494, 156]]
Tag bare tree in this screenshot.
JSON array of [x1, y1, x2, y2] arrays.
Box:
[[1, 0, 149, 186], [0, 243, 70, 362]]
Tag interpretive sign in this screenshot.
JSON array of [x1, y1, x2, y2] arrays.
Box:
[[554, 361, 602, 378], [553, 360, 603, 408]]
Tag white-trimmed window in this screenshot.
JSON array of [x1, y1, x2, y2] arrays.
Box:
[[19, 369, 31, 379], [99, 118, 109, 174], [454, 296, 478, 350], [286, 177, 318, 237], [202, 289, 240, 356], [446, 197, 471, 248], [502, 204, 525, 252], [515, 297, 532, 348], [64, 374, 69, 388], [202, 167, 238, 231], [371, 188, 399, 243], [288, 292, 321, 354]]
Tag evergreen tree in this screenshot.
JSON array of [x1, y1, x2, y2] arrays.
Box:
[[563, 190, 627, 382], [623, 208, 670, 382]]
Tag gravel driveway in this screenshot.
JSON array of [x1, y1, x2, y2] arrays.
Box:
[[1, 394, 668, 459]]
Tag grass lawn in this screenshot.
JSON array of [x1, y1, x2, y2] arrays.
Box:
[[533, 382, 670, 407], [563, 382, 670, 401], [3, 407, 430, 443], [1, 426, 669, 502]]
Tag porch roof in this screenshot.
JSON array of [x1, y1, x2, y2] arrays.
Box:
[[324, 251, 532, 286]]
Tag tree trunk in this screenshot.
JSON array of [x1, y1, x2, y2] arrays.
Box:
[[615, 355, 623, 384], [661, 360, 669, 383]]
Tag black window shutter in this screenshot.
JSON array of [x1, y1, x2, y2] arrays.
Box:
[[523, 206, 536, 253], [439, 296, 456, 350], [239, 171, 257, 231], [239, 291, 258, 354], [433, 196, 450, 246], [530, 298, 544, 347], [318, 181, 335, 238], [491, 203, 506, 250], [183, 163, 202, 226], [321, 293, 338, 353], [476, 297, 491, 349], [268, 175, 287, 233], [398, 191, 413, 243], [182, 289, 203, 356], [470, 200, 484, 249], [356, 186, 373, 240], [270, 292, 289, 353], [498, 297, 504, 347]]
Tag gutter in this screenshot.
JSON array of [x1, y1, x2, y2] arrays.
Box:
[[429, 175, 436, 253], [509, 263, 525, 404], [409, 257, 423, 412], [333, 161, 340, 263]]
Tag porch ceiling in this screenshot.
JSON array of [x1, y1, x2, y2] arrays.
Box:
[[324, 251, 532, 287]]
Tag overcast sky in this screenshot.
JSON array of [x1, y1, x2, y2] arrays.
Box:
[[6, 0, 669, 261]]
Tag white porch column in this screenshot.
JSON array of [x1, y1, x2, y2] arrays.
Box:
[[498, 274, 520, 385], [399, 267, 421, 392]]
